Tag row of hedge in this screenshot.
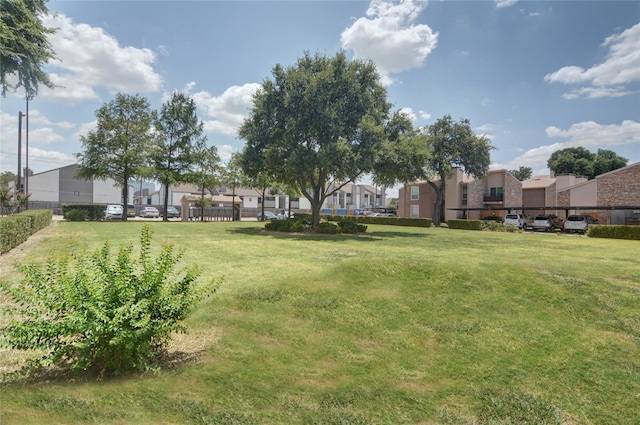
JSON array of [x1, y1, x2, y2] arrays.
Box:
[[1, 209, 53, 254], [295, 213, 433, 228], [62, 204, 107, 221], [587, 225, 640, 240], [447, 219, 484, 231]]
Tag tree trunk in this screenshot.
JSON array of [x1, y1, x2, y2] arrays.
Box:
[[121, 183, 128, 221], [429, 179, 445, 227], [162, 184, 170, 221]]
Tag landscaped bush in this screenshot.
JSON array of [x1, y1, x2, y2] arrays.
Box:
[[338, 220, 367, 234], [0, 225, 218, 378], [0, 210, 52, 254], [484, 221, 521, 232], [0, 215, 32, 254], [264, 219, 305, 233], [64, 208, 89, 222], [62, 204, 106, 221], [316, 221, 339, 234], [587, 224, 640, 240], [321, 214, 432, 227], [447, 219, 484, 230]]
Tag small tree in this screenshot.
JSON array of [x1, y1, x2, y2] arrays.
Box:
[[509, 166, 533, 181], [152, 92, 206, 221], [424, 115, 493, 226], [0, 225, 217, 378], [76, 93, 154, 220], [187, 141, 221, 222]]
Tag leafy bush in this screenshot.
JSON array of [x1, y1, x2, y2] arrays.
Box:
[[64, 208, 89, 222], [0, 225, 218, 378], [0, 215, 32, 253], [447, 219, 484, 230], [264, 219, 305, 233], [316, 221, 339, 234], [587, 224, 640, 240], [62, 204, 106, 221], [338, 220, 367, 234], [484, 221, 521, 232]]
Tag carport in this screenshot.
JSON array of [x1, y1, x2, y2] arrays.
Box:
[[180, 194, 243, 221]]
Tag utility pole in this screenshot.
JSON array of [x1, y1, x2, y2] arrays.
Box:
[[17, 111, 25, 194], [25, 97, 29, 208]]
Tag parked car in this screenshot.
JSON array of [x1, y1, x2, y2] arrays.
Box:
[[532, 215, 564, 232], [164, 206, 180, 218], [564, 215, 598, 234], [104, 204, 123, 220], [503, 213, 527, 229], [257, 211, 278, 221], [139, 206, 160, 218], [125, 204, 136, 217]]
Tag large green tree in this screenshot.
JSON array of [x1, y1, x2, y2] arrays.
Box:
[[547, 147, 627, 179], [76, 93, 153, 220], [0, 0, 56, 98], [152, 92, 206, 221], [238, 51, 392, 226], [425, 115, 493, 226]]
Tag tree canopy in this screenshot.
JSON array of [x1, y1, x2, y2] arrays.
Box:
[[509, 166, 533, 181], [0, 0, 56, 98], [424, 115, 493, 226], [239, 51, 400, 225], [152, 92, 206, 221], [76, 93, 153, 219], [547, 147, 627, 179]]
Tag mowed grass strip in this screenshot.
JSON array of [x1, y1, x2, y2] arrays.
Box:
[[1, 221, 638, 424]]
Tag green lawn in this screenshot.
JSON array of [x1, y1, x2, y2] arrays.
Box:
[[1, 221, 638, 424]]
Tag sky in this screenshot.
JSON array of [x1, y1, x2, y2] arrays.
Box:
[[1, 0, 639, 198]]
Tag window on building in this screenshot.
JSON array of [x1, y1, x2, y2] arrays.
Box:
[[490, 187, 504, 197], [462, 185, 468, 200], [411, 186, 419, 200], [411, 205, 419, 217]]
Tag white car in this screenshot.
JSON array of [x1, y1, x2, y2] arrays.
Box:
[[564, 215, 597, 234], [139, 207, 160, 218], [104, 204, 123, 220], [503, 213, 527, 229]]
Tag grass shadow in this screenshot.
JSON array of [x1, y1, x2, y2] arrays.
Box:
[[227, 227, 432, 242]]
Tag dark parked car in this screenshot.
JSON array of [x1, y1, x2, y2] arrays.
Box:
[[164, 206, 180, 218]]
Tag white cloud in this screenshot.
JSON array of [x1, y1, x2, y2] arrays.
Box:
[[544, 22, 640, 98], [341, 0, 438, 85], [41, 14, 163, 104], [398, 107, 416, 122], [495, 0, 518, 9], [492, 120, 640, 172], [418, 110, 431, 120], [193, 83, 261, 136], [217, 144, 236, 162], [73, 120, 98, 142]]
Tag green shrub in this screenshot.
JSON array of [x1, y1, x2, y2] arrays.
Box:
[[0, 225, 218, 378], [338, 220, 367, 234], [316, 221, 339, 234], [447, 219, 484, 230], [484, 221, 521, 232], [587, 224, 640, 240], [0, 215, 31, 253], [265, 219, 306, 233], [62, 204, 106, 221], [64, 208, 89, 222]]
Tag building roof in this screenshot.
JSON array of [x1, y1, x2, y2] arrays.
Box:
[[522, 175, 556, 189]]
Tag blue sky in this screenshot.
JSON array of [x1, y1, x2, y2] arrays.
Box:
[[1, 0, 639, 197]]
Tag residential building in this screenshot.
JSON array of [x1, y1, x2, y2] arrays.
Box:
[[323, 183, 386, 212]]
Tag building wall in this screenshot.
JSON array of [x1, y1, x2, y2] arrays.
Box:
[[504, 172, 523, 207], [398, 182, 436, 218], [59, 165, 93, 203], [597, 162, 640, 224], [92, 179, 122, 204], [29, 169, 60, 202], [466, 179, 485, 219]]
